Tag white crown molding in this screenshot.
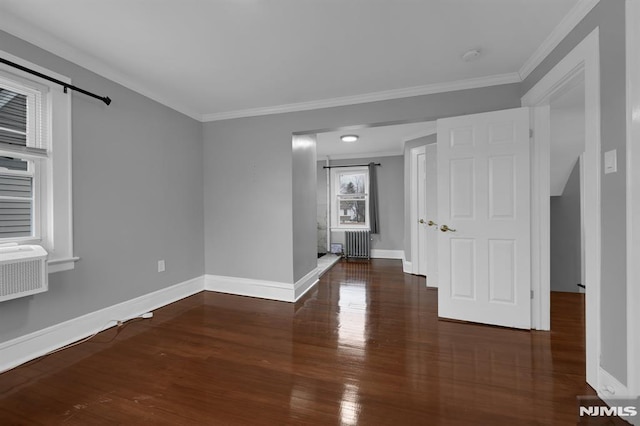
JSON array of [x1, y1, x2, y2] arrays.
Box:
[[0, 9, 520, 124], [202, 73, 522, 122], [0, 11, 203, 121], [0, 0, 592, 124], [519, 0, 600, 81]]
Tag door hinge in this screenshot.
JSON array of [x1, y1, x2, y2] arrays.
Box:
[[529, 129, 534, 138], [530, 290, 534, 299]]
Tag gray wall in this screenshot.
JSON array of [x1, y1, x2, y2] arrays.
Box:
[[403, 134, 437, 263], [0, 30, 205, 344], [550, 158, 582, 293], [203, 84, 522, 284], [318, 155, 405, 252], [292, 134, 317, 282], [522, 0, 627, 383]]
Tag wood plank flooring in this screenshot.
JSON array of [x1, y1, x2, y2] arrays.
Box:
[[0, 259, 602, 425]]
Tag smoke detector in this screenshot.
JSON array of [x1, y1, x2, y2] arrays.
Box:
[[462, 49, 481, 62]]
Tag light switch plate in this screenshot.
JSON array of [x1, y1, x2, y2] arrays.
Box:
[[604, 149, 617, 174]]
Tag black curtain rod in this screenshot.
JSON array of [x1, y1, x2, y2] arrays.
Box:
[[0, 57, 111, 105], [323, 163, 381, 169]]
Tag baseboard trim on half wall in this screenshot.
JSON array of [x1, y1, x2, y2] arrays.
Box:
[[0, 275, 205, 374], [403, 260, 413, 274], [205, 274, 297, 302], [294, 268, 320, 301], [370, 249, 405, 259]]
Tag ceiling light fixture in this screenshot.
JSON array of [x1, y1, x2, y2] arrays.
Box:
[[340, 134, 359, 143]]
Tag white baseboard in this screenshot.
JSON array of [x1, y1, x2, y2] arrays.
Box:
[[403, 260, 413, 274], [294, 268, 319, 301], [598, 366, 631, 403], [205, 274, 296, 302], [206, 269, 323, 303], [0, 275, 205, 374], [0, 266, 329, 373], [370, 249, 405, 259]]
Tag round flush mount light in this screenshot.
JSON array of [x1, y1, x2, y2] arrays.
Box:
[[340, 134, 359, 143], [462, 49, 481, 62]]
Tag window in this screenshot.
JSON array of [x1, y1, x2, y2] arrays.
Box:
[[0, 51, 75, 273], [331, 167, 369, 229], [0, 77, 46, 241]]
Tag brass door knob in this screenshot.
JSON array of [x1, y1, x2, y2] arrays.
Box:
[[440, 224, 456, 232], [419, 219, 425, 224], [427, 220, 438, 227]]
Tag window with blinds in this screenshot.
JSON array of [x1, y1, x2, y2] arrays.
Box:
[[0, 86, 37, 239], [0, 53, 74, 272]]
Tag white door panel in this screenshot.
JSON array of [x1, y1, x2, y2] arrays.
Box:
[[425, 144, 438, 287], [417, 150, 428, 276], [437, 107, 530, 329]]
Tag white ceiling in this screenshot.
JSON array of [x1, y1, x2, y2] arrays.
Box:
[[316, 121, 436, 159], [0, 0, 588, 122]]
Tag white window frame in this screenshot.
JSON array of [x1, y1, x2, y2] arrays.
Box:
[[330, 166, 370, 231], [0, 50, 76, 273]]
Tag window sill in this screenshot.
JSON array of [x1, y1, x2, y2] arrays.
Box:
[[48, 257, 80, 273]]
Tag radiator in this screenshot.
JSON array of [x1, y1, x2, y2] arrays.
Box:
[[0, 244, 48, 303], [345, 230, 371, 260]]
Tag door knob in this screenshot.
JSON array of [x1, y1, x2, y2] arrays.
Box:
[[440, 224, 456, 232], [427, 220, 438, 227], [419, 219, 425, 224]]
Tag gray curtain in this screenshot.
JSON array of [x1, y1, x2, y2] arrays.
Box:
[[368, 162, 380, 234]]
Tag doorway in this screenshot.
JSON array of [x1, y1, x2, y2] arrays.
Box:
[[549, 80, 586, 295], [522, 28, 601, 388], [409, 142, 438, 286]]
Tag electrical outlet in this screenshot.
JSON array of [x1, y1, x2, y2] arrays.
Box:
[[158, 260, 165, 272]]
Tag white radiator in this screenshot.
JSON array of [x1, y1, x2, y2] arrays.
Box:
[[0, 244, 48, 302], [345, 230, 371, 260]]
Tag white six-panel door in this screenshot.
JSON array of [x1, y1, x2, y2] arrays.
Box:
[[437, 107, 531, 329]]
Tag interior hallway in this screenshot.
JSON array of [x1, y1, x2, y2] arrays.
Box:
[[0, 259, 602, 424]]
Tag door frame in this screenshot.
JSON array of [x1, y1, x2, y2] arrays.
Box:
[[521, 28, 600, 387], [410, 144, 427, 276], [625, 0, 640, 398], [406, 125, 436, 275]]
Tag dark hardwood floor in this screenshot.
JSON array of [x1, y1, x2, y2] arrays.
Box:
[[0, 259, 600, 425]]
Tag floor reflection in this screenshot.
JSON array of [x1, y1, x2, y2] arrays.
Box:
[[337, 281, 368, 347], [339, 383, 361, 426]]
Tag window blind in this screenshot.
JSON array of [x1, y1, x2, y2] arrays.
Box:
[[0, 88, 27, 147], [0, 88, 33, 238]]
